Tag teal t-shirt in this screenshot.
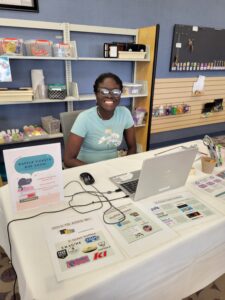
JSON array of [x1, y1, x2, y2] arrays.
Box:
[[71, 106, 134, 163]]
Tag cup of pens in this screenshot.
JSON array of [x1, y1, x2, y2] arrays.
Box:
[[201, 156, 216, 174]]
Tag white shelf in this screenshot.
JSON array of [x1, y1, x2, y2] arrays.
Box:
[[1, 133, 63, 145], [78, 93, 148, 101], [1, 55, 150, 62], [78, 57, 150, 62], [0, 97, 79, 105], [134, 123, 146, 128], [1, 55, 78, 60]]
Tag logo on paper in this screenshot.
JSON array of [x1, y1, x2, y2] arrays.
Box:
[[66, 256, 90, 268], [57, 249, 68, 259], [93, 251, 107, 260], [15, 154, 54, 175]]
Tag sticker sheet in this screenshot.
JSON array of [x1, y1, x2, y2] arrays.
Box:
[[44, 214, 124, 281], [104, 202, 177, 257], [192, 174, 225, 201], [142, 191, 219, 232]]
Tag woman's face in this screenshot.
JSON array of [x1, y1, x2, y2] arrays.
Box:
[[96, 77, 121, 112]]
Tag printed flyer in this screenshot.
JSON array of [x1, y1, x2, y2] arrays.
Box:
[[142, 191, 219, 232], [192, 174, 225, 201], [3, 143, 64, 212], [44, 215, 124, 281], [104, 202, 177, 257]]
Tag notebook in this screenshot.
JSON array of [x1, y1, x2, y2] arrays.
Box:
[[110, 146, 198, 201]]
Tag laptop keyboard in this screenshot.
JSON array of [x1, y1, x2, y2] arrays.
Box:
[[121, 179, 139, 194]]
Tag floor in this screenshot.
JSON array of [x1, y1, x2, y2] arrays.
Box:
[[0, 246, 20, 300]]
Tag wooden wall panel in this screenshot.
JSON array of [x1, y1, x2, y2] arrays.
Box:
[[151, 77, 225, 133]]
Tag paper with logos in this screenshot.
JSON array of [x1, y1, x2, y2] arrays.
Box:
[[191, 172, 225, 201], [3, 143, 64, 213], [103, 202, 177, 257], [44, 214, 124, 281], [140, 191, 218, 232]]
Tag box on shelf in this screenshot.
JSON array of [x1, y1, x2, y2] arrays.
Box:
[[0, 38, 23, 56], [53, 41, 77, 57], [0, 88, 33, 102], [118, 51, 147, 59], [25, 39, 53, 56], [41, 116, 60, 134], [48, 84, 66, 100]]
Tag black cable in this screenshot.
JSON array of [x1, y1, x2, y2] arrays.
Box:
[[7, 179, 128, 299]]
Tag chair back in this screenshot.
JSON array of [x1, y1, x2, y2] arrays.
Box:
[[60, 110, 82, 146]]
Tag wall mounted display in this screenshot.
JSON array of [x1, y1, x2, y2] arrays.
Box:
[[170, 24, 225, 72], [153, 103, 191, 117], [0, 0, 38, 12]]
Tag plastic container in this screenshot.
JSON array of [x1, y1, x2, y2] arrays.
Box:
[[25, 39, 53, 56], [41, 116, 60, 134], [53, 42, 75, 57], [123, 82, 143, 95], [0, 38, 23, 56]]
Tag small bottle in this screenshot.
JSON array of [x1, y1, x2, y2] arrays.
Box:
[[159, 105, 164, 116]]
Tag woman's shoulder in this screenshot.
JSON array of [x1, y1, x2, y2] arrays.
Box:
[[116, 106, 132, 115], [78, 107, 96, 119]]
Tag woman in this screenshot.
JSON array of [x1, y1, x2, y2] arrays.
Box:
[[64, 72, 136, 167]]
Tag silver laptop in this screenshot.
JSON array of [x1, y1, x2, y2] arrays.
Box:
[[110, 146, 198, 201]]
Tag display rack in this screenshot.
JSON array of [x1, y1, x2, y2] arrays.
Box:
[[0, 18, 158, 151]]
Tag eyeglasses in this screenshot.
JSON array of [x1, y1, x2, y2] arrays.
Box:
[[97, 88, 122, 97]]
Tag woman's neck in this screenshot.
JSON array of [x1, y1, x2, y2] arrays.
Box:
[[97, 106, 114, 120]]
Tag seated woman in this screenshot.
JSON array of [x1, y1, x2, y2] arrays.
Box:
[[64, 72, 137, 167]]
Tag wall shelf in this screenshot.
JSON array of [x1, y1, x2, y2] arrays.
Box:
[[0, 17, 158, 151], [0, 132, 63, 145]]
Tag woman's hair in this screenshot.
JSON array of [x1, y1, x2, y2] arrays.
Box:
[[93, 72, 123, 93]]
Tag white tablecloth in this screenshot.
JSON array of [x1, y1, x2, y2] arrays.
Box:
[[1, 140, 225, 300]]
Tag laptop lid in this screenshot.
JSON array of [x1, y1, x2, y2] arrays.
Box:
[[110, 146, 197, 201]]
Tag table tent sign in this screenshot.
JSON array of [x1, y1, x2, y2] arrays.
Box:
[[3, 143, 64, 213]]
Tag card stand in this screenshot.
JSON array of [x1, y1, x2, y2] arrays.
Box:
[[152, 103, 191, 117], [69, 82, 79, 98]]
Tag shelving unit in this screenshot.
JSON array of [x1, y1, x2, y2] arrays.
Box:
[[0, 17, 159, 151]]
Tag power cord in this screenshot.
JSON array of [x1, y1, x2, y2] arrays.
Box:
[[6, 179, 128, 299]]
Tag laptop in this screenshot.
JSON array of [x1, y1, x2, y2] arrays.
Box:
[[110, 146, 198, 201]]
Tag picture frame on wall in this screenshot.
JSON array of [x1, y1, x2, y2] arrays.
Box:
[[0, 0, 39, 12]]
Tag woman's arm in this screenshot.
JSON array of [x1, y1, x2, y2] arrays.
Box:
[[63, 133, 86, 167], [124, 126, 137, 155]]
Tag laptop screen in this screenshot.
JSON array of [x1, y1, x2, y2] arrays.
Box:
[[110, 146, 198, 201]]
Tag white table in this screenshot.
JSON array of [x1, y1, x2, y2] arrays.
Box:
[[1, 140, 225, 300]]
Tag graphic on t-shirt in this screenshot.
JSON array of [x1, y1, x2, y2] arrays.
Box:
[[98, 128, 121, 146]]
